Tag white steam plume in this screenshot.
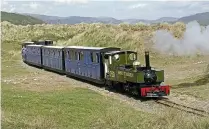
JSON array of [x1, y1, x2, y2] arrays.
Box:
[[152, 21, 209, 56]]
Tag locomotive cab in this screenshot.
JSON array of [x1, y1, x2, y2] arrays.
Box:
[[103, 50, 137, 79]]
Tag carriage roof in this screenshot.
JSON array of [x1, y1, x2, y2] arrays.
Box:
[[42, 46, 64, 49], [65, 46, 120, 52]]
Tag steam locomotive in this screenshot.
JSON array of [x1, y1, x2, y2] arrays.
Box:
[[21, 40, 170, 97]]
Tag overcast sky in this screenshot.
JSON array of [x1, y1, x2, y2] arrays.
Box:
[[1, 0, 209, 20]]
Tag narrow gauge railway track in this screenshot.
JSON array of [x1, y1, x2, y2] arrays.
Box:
[[155, 99, 209, 117]]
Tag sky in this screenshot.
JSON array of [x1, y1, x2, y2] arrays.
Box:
[[1, 0, 209, 20]]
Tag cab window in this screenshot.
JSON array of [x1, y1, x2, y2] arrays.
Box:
[[113, 54, 120, 61], [129, 53, 136, 61]]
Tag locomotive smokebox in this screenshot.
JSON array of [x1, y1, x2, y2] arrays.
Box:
[[145, 51, 151, 69]]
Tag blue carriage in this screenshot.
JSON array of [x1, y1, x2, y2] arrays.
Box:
[[24, 44, 43, 67], [64, 46, 120, 84], [21, 41, 34, 62], [42, 46, 65, 74]]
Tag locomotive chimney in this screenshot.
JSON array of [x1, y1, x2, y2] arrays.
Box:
[[145, 51, 151, 69]]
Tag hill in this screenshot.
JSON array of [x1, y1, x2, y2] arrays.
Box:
[[21, 13, 65, 23], [26, 12, 209, 25], [1, 11, 45, 25], [50, 16, 122, 24], [24, 13, 178, 24], [18, 12, 209, 25], [23, 13, 123, 24], [178, 12, 209, 26], [154, 17, 178, 23], [122, 17, 178, 24], [23, 12, 209, 26]]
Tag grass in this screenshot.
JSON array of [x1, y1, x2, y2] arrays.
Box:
[[171, 73, 209, 99], [2, 67, 209, 129], [3, 83, 155, 129], [1, 21, 209, 128]]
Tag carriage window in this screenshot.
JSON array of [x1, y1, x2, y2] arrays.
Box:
[[81, 52, 84, 60], [78, 51, 83, 61], [67, 50, 74, 60], [70, 51, 74, 60], [57, 51, 60, 57], [53, 50, 55, 57], [67, 51, 70, 60], [75, 51, 78, 60], [56, 50, 58, 57], [78, 52, 80, 60], [96, 53, 99, 63], [53, 50, 56, 56], [60, 51, 62, 57], [90, 52, 94, 62], [90, 52, 99, 63], [55, 50, 58, 57]]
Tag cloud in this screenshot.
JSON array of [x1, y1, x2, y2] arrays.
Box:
[[21, 2, 40, 10], [2, 1, 8, 6], [53, 0, 89, 5], [29, 2, 39, 9], [9, 5, 16, 12], [1, 4, 16, 12], [1, 1, 208, 20], [129, 3, 147, 9], [1, 1, 15, 12]]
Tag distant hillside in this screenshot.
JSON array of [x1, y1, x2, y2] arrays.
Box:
[[122, 17, 178, 24], [178, 12, 209, 26], [155, 17, 178, 23], [22, 12, 209, 25], [49, 16, 122, 24], [24, 13, 177, 24], [24, 13, 122, 24], [1, 11, 45, 25], [22, 13, 64, 23]]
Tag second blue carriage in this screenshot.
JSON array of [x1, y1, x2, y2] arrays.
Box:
[[42, 46, 65, 74]]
